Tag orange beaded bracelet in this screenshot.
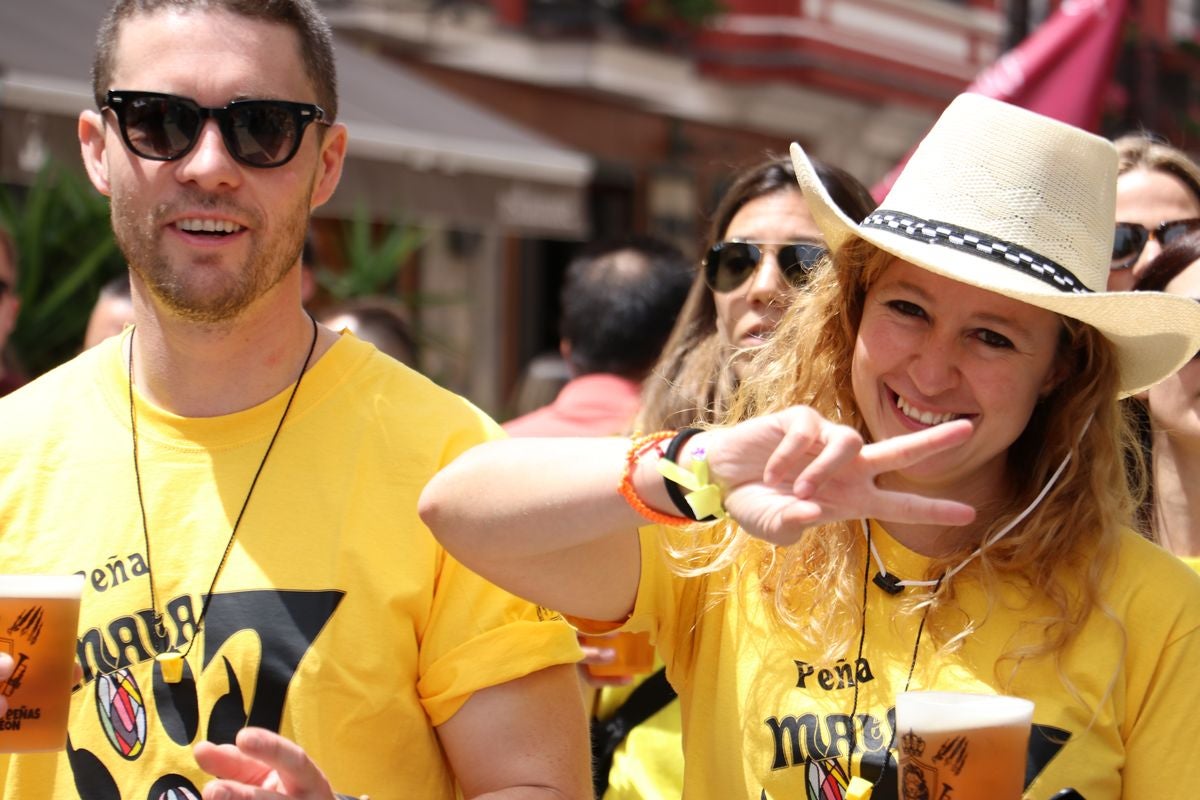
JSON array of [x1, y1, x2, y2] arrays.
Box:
[[617, 431, 695, 527]]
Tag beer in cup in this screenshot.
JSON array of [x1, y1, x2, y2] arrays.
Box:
[[578, 631, 655, 679], [0, 574, 84, 752], [895, 690, 1033, 800]]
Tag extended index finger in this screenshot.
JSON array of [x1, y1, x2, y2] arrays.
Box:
[[871, 486, 976, 527], [860, 419, 973, 475]]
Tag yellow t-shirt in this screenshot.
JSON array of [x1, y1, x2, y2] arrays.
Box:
[[0, 331, 581, 799], [1180, 555, 1200, 574], [584, 520, 1200, 799]]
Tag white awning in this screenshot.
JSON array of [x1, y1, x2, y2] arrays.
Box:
[[0, 0, 592, 237]]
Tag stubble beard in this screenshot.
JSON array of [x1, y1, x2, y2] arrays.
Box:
[[111, 189, 311, 324]]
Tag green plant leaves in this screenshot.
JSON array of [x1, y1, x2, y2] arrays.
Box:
[[317, 202, 425, 301], [0, 161, 126, 376]]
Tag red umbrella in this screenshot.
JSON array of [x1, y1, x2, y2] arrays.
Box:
[[871, 0, 1129, 201]]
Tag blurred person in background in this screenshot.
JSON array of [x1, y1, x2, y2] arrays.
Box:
[[0, 226, 25, 396], [83, 272, 135, 349], [590, 156, 874, 800], [320, 296, 418, 368], [504, 235, 691, 438], [507, 351, 571, 421], [1108, 134, 1200, 291], [1132, 230, 1200, 570]]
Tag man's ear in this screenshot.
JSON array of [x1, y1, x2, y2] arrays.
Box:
[[309, 122, 347, 211], [78, 110, 113, 197]]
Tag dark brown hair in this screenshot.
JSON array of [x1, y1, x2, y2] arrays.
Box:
[[637, 155, 876, 430], [1132, 230, 1200, 292], [92, 0, 338, 120]]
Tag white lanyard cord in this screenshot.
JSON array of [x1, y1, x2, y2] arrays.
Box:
[[861, 414, 1091, 590]]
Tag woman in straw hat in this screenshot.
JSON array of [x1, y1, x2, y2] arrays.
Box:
[[420, 94, 1200, 798]]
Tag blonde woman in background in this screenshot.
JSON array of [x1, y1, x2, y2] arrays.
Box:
[[1108, 133, 1200, 290]]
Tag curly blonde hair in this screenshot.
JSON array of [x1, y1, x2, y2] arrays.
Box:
[[670, 239, 1141, 680]]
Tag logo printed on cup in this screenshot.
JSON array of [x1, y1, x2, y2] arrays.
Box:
[[895, 691, 1034, 800], [0, 575, 85, 753]]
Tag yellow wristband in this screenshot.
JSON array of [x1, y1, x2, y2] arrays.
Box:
[[656, 446, 727, 520]]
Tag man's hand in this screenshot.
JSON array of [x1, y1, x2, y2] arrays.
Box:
[[704, 406, 977, 546], [195, 727, 336, 800]]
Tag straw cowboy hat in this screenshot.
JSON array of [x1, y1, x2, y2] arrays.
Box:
[[790, 92, 1200, 396]]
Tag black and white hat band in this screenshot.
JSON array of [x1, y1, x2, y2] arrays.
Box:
[[862, 211, 1092, 295]]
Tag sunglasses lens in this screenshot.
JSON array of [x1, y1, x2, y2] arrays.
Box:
[[228, 102, 300, 166], [123, 96, 199, 160], [1159, 218, 1200, 249], [706, 243, 761, 292], [1111, 224, 1146, 269], [777, 244, 827, 286]]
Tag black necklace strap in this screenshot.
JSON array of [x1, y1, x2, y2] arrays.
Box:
[[129, 313, 320, 665], [862, 210, 1093, 295], [846, 520, 939, 789]]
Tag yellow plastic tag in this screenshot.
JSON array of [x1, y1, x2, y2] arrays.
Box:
[[656, 458, 702, 492], [156, 651, 184, 684], [846, 776, 874, 800], [656, 454, 727, 520]]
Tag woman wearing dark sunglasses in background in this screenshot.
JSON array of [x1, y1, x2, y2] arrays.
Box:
[[1108, 134, 1200, 291], [1132, 231, 1200, 570], [638, 155, 876, 431], [586, 156, 874, 800]]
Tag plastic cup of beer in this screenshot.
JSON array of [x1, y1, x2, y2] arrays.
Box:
[[895, 690, 1033, 800], [578, 631, 655, 679], [0, 574, 84, 753]]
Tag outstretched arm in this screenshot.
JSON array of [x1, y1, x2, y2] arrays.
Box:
[[419, 435, 646, 623], [418, 407, 976, 623]]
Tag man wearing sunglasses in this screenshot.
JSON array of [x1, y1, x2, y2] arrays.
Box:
[[0, 2, 588, 799], [1109, 134, 1200, 291]]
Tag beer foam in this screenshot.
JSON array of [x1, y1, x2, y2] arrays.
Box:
[[0, 574, 85, 599], [896, 691, 1033, 733]]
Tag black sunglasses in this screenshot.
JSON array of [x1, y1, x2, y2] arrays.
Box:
[[703, 241, 827, 293], [103, 90, 330, 168], [1111, 218, 1200, 271]]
